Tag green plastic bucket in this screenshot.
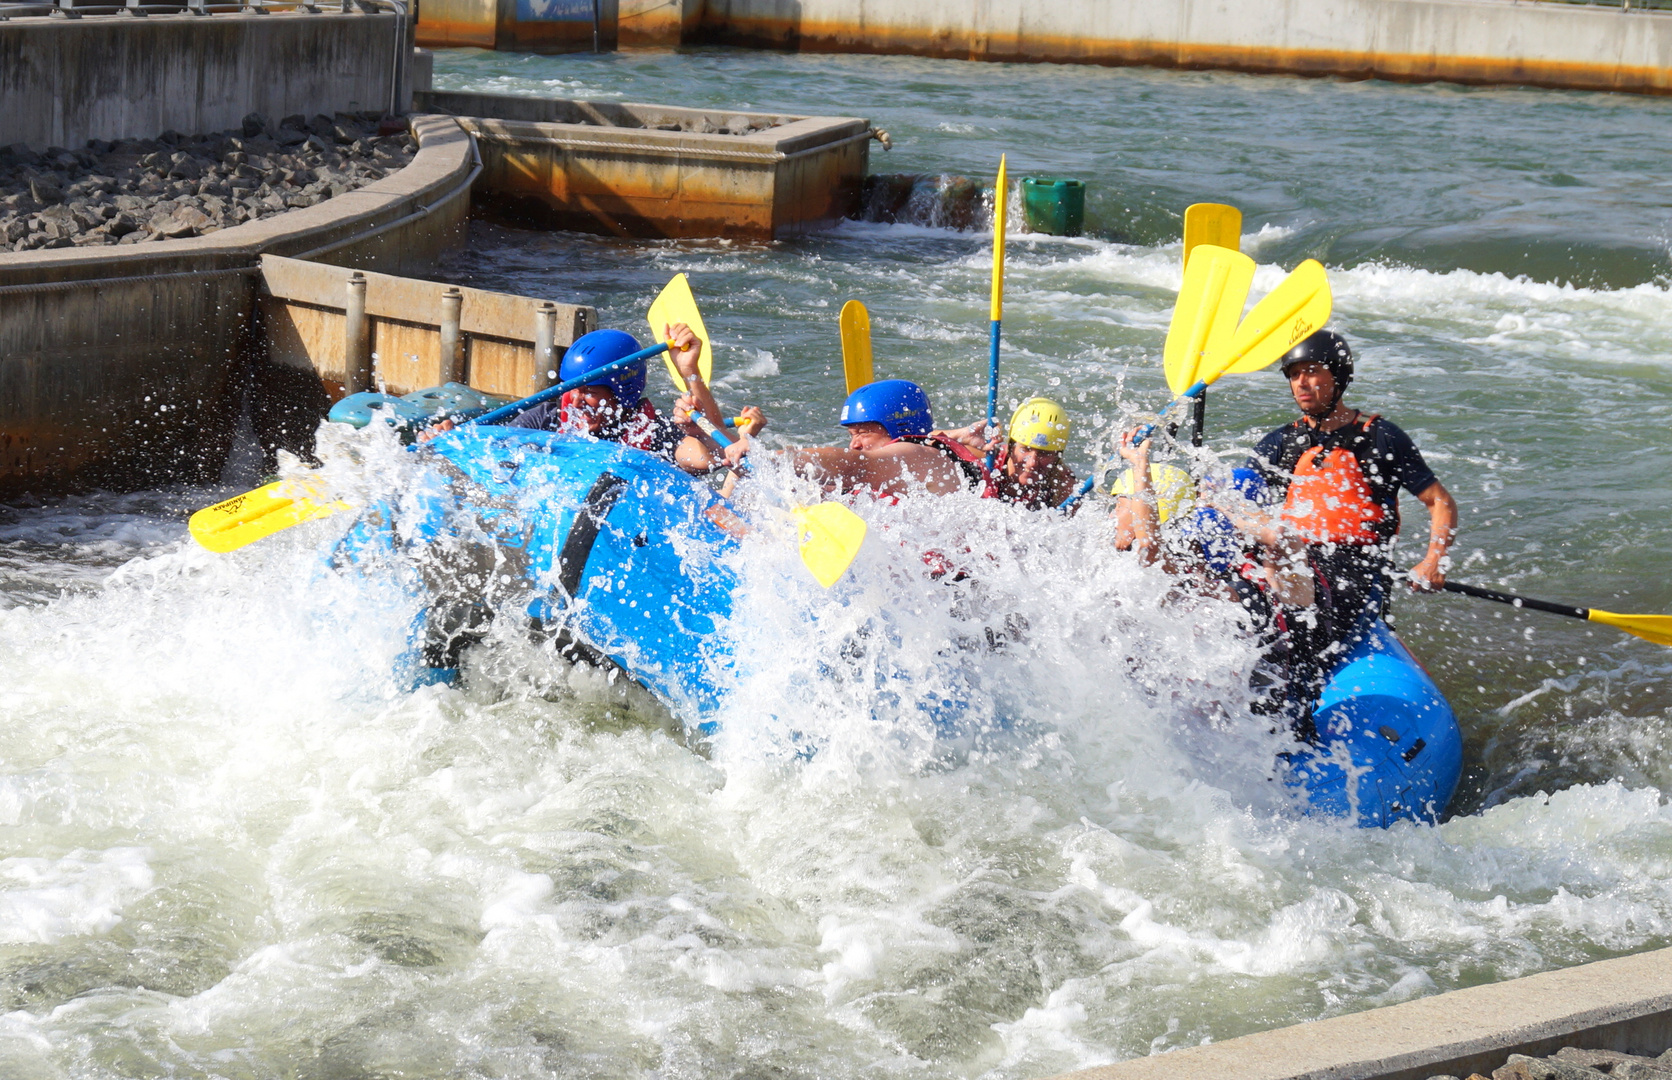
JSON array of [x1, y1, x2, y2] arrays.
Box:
[[1020, 177, 1086, 237]]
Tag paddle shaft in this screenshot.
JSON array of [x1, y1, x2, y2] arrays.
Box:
[[1443, 581, 1588, 620], [985, 155, 1006, 474], [1056, 377, 1212, 510], [470, 342, 671, 427], [984, 319, 1001, 472]]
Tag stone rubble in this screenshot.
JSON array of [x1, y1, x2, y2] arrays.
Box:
[[1426, 1044, 1672, 1080], [0, 111, 416, 251]]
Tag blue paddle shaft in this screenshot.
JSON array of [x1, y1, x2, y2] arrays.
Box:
[[983, 318, 1001, 472], [1056, 378, 1209, 510], [469, 343, 671, 427]]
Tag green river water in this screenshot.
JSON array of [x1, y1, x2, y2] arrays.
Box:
[[0, 45, 1668, 1080]]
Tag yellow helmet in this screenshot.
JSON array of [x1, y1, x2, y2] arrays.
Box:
[[1008, 397, 1070, 453], [1110, 463, 1196, 524]]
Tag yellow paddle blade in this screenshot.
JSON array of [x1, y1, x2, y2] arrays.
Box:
[[840, 299, 874, 394], [991, 154, 1007, 323], [188, 479, 347, 553], [1208, 259, 1333, 385], [1163, 244, 1256, 394], [647, 273, 712, 393], [791, 502, 868, 588], [1588, 609, 1672, 648], [1182, 202, 1242, 269]]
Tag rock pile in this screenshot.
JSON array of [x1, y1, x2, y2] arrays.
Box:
[[1429, 1045, 1672, 1080], [0, 112, 416, 251]]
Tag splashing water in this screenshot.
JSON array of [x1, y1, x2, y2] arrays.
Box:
[[1, 47, 1671, 1079]]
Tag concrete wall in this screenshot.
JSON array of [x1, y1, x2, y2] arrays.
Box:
[[416, 89, 870, 239], [0, 115, 476, 496], [611, 0, 1672, 96], [416, 0, 619, 54], [0, 11, 412, 152], [259, 253, 595, 400], [1049, 945, 1672, 1080]]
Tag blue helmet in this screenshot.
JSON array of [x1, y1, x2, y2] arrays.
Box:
[[1228, 466, 1269, 504], [1179, 506, 1241, 574], [559, 329, 646, 405], [839, 379, 932, 439]]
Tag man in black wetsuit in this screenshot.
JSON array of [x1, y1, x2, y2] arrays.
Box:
[[1247, 330, 1458, 665]]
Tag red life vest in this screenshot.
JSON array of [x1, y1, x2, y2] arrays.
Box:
[[558, 393, 665, 451], [1277, 413, 1396, 546], [899, 434, 988, 492]]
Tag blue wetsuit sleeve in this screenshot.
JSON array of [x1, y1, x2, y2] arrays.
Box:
[[1375, 419, 1438, 496]]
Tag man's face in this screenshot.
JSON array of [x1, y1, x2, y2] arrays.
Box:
[[1007, 444, 1060, 487], [846, 422, 893, 452], [567, 384, 622, 434], [1286, 361, 1338, 418]]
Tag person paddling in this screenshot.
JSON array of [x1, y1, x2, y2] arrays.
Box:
[[726, 379, 967, 500], [421, 324, 763, 475], [930, 396, 1080, 510], [1247, 330, 1457, 643]]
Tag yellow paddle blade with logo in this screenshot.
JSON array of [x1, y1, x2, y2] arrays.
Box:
[[1211, 259, 1333, 384], [1589, 609, 1672, 648], [188, 479, 348, 553], [647, 273, 712, 393], [1163, 244, 1256, 394], [792, 502, 868, 588], [1182, 203, 1242, 269], [840, 299, 873, 394]]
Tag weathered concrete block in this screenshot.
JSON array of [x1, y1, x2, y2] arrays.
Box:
[[417, 89, 869, 240]]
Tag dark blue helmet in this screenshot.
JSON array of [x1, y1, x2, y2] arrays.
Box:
[[839, 379, 932, 439], [1279, 329, 1353, 392], [560, 329, 646, 405]]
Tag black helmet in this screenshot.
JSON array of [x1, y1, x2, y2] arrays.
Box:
[[1279, 329, 1354, 392]]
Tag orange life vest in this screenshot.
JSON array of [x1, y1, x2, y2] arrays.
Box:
[[1278, 413, 1394, 546]]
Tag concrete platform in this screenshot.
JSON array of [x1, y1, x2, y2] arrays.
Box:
[[1048, 946, 1672, 1080], [416, 89, 871, 240]]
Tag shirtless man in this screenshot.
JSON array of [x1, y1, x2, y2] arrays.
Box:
[[727, 379, 966, 499]]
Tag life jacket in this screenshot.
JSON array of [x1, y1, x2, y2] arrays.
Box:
[[898, 436, 1070, 508], [899, 434, 987, 492], [558, 393, 665, 451], [1275, 413, 1399, 547]]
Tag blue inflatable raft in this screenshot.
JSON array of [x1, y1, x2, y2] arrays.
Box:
[[333, 426, 743, 727], [1284, 618, 1463, 827], [332, 425, 1462, 827]]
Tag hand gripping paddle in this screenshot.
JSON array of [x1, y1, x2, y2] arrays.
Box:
[[646, 272, 713, 393]]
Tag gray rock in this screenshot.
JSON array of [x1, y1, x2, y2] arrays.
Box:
[[3, 218, 26, 243], [1493, 1054, 1607, 1080], [28, 175, 62, 205], [106, 212, 141, 237], [241, 113, 268, 137], [150, 204, 211, 238]]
